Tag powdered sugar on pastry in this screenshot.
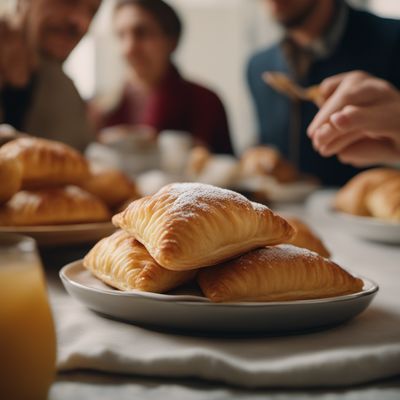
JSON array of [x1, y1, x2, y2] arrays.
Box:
[[198, 244, 363, 302], [113, 182, 294, 270], [163, 182, 271, 217]]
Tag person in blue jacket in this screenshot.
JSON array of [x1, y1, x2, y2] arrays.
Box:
[[247, 0, 400, 185]]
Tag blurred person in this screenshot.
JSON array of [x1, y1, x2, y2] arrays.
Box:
[[247, 0, 400, 185], [308, 71, 400, 167], [0, 0, 102, 150], [96, 0, 233, 154]]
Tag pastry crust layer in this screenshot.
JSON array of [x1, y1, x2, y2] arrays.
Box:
[[0, 186, 110, 226], [0, 137, 89, 188], [113, 183, 294, 270], [83, 230, 196, 292], [198, 244, 363, 302]]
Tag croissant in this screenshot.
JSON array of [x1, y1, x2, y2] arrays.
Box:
[[197, 244, 363, 302], [83, 230, 196, 292], [334, 168, 400, 216], [284, 216, 330, 258], [113, 183, 294, 271], [0, 137, 89, 188], [0, 155, 22, 204], [366, 178, 400, 221], [81, 165, 140, 208], [0, 186, 110, 226]]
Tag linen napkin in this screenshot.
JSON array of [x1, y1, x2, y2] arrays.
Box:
[[50, 217, 400, 389]]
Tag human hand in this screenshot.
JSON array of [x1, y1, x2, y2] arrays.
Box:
[[307, 71, 400, 166], [0, 15, 37, 88]]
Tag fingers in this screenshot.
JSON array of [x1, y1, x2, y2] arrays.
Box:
[[310, 105, 367, 156], [318, 72, 351, 100], [317, 129, 365, 157], [308, 71, 377, 136], [338, 138, 400, 167], [331, 102, 400, 141]]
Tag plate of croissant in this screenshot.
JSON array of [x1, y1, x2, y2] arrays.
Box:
[[184, 145, 320, 204], [60, 182, 377, 335], [236, 146, 320, 203], [0, 137, 142, 245], [308, 168, 400, 244]]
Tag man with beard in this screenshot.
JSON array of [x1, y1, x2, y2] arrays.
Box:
[[0, 0, 102, 150], [247, 0, 400, 185]]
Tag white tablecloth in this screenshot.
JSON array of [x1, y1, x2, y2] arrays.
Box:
[[49, 202, 400, 389]]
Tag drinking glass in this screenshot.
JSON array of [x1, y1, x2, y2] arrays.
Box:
[[0, 234, 56, 400]]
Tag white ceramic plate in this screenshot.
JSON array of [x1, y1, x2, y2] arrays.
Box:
[[236, 176, 319, 203], [60, 260, 378, 335], [307, 190, 400, 244], [0, 222, 116, 246]]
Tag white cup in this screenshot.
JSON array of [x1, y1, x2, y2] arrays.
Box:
[[158, 130, 193, 176]]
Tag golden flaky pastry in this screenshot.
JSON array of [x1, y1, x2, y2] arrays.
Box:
[[185, 146, 211, 178], [240, 146, 299, 183], [197, 244, 363, 302], [83, 230, 196, 292], [81, 165, 140, 208], [113, 183, 294, 271], [0, 137, 89, 188], [0, 186, 110, 226], [334, 168, 400, 216], [0, 155, 22, 204], [366, 178, 400, 222], [284, 216, 330, 258]]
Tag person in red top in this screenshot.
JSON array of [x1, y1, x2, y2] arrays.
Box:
[[100, 0, 233, 154]]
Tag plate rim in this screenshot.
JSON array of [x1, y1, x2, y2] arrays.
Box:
[[314, 189, 400, 228], [0, 221, 115, 233], [334, 209, 400, 227], [60, 259, 379, 308]]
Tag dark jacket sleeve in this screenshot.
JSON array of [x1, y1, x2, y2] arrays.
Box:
[[388, 28, 400, 89]]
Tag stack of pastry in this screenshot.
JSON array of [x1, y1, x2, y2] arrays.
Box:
[[83, 182, 362, 302], [335, 168, 400, 222], [0, 137, 139, 226]]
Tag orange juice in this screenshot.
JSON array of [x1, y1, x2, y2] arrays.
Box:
[[0, 239, 56, 400]]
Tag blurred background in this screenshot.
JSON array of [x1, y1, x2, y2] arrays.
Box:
[[1, 0, 399, 153]]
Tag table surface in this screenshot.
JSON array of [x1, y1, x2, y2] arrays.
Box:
[[42, 200, 400, 400]]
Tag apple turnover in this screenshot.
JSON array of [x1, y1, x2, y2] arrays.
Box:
[[284, 216, 330, 258], [84, 230, 196, 292], [0, 155, 22, 204], [334, 168, 400, 216], [198, 244, 363, 302], [113, 183, 294, 271], [0, 137, 89, 188], [0, 186, 110, 226]]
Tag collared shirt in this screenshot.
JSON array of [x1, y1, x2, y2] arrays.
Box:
[[306, 0, 349, 60], [282, 0, 349, 78]]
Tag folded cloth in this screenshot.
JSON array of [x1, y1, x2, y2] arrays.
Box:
[[51, 218, 400, 389]]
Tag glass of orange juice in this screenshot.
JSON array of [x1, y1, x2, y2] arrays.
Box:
[[0, 234, 56, 400]]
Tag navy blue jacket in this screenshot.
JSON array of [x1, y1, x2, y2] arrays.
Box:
[[247, 7, 400, 186]]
